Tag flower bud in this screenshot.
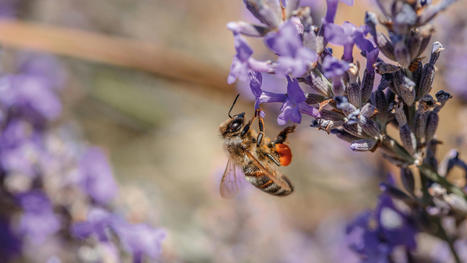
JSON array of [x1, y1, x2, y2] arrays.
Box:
[[400, 124, 416, 155], [425, 111, 439, 142], [400, 167, 415, 194], [350, 138, 377, 151]]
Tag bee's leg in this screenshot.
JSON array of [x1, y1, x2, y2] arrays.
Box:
[[241, 114, 257, 137], [273, 125, 296, 144], [256, 109, 265, 147], [266, 153, 281, 166]]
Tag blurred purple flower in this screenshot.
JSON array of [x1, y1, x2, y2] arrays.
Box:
[[322, 56, 349, 80], [258, 76, 319, 125], [0, 133, 42, 178], [0, 0, 18, 18], [325, 0, 354, 24], [72, 207, 114, 242], [114, 221, 166, 263], [73, 207, 165, 263], [17, 191, 60, 245], [17, 53, 67, 90], [0, 74, 62, 121], [324, 22, 374, 61], [78, 147, 118, 205], [265, 21, 318, 77], [376, 195, 417, 250], [227, 33, 273, 85], [0, 217, 21, 261], [322, 55, 349, 95], [346, 194, 417, 262]]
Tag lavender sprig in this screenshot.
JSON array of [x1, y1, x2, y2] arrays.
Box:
[[227, 0, 464, 261], [0, 54, 165, 262]]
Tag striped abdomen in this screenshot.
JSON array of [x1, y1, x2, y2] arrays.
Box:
[[243, 163, 294, 196]]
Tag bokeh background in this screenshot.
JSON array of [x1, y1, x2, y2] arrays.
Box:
[[1, 0, 466, 262]]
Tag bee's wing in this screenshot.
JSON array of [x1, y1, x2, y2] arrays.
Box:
[[220, 158, 245, 198], [245, 151, 293, 192]]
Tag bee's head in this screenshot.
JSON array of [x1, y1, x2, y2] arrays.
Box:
[[219, 94, 246, 137], [219, 112, 245, 137]]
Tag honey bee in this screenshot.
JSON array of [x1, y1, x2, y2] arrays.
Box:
[[218, 95, 295, 198]]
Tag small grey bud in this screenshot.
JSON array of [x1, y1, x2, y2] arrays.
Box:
[[429, 41, 444, 65], [362, 119, 381, 138], [415, 111, 427, 141], [376, 33, 396, 60], [401, 168, 415, 194], [418, 63, 435, 99], [425, 111, 439, 142], [435, 90, 452, 106], [305, 73, 331, 97], [394, 41, 411, 68], [394, 103, 407, 126], [347, 83, 362, 108], [306, 93, 326, 105], [399, 76, 416, 106], [416, 26, 433, 57], [343, 123, 365, 138], [373, 90, 388, 113], [320, 110, 345, 121], [360, 103, 376, 119], [227, 21, 270, 37], [400, 124, 416, 155], [350, 138, 377, 151], [331, 128, 360, 143], [375, 62, 400, 74], [361, 70, 375, 103], [243, 0, 282, 28], [335, 96, 357, 115]]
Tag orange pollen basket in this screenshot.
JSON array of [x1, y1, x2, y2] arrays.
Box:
[[275, 144, 292, 166]]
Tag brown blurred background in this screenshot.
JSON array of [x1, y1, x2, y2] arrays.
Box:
[[1, 0, 466, 262]]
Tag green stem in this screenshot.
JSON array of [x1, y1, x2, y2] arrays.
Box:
[[418, 164, 467, 201], [438, 220, 461, 263], [381, 135, 467, 201]]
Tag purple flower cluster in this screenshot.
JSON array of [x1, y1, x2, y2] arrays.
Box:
[[227, 0, 466, 262], [0, 54, 165, 262], [347, 191, 417, 262], [437, 3, 467, 102]]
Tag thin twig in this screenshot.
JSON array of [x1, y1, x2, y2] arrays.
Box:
[[0, 19, 230, 93], [437, 219, 462, 263]]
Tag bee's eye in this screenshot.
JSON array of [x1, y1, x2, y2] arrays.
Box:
[[229, 119, 242, 132]]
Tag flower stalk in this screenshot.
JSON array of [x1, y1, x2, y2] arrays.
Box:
[[227, 0, 465, 261]]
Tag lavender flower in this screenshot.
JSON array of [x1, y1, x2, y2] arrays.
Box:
[[347, 194, 417, 262], [227, 0, 465, 262], [265, 20, 318, 77], [0, 53, 165, 262], [78, 148, 118, 205]]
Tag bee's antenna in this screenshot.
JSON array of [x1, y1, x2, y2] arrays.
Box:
[[228, 93, 240, 118]]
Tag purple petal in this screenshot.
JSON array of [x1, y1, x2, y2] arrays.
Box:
[[17, 191, 60, 244], [265, 21, 301, 57], [365, 48, 379, 70], [325, 0, 339, 23], [234, 34, 253, 62], [228, 57, 249, 84], [278, 100, 302, 125], [298, 103, 320, 117], [259, 91, 287, 103], [322, 56, 349, 79], [71, 207, 114, 242], [248, 71, 262, 97], [286, 76, 306, 103], [113, 221, 166, 260], [78, 147, 117, 205], [324, 23, 348, 45]]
